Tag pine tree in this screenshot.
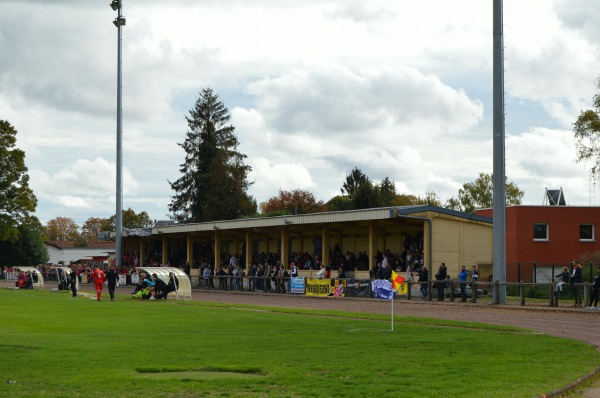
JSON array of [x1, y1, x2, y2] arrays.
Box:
[[168, 88, 256, 222]]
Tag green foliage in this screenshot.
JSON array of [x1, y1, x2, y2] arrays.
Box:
[[456, 172, 524, 213], [1, 289, 599, 397], [168, 87, 256, 222], [574, 76, 600, 177], [105, 208, 153, 231], [0, 216, 48, 266], [340, 168, 391, 209], [45, 216, 80, 241], [325, 195, 351, 211], [0, 120, 37, 242]]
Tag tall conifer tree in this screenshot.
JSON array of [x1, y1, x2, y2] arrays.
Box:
[[168, 88, 256, 222]]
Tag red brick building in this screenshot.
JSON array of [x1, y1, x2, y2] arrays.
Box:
[[475, 205, 600, 281]]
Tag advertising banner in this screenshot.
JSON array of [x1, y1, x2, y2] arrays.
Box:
[[305, 278, 331, 296], [344, 278, 372, 297], [290, 277, 305, 294]]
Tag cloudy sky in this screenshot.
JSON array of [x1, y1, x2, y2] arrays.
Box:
[[1, 0, 599, 226]]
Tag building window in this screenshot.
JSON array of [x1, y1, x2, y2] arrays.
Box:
[[533, 223, 549, 241], [580, 224, 595, 241]]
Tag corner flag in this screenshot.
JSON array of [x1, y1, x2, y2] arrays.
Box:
[[391, 271, 408, 295]]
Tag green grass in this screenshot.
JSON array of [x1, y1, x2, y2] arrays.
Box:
[[0, 289, 598, 397]]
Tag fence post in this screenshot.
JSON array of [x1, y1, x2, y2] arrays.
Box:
[[407, 281, 412, 301], [517, 263, 521, 284], [549, 282, 554, 307], [533, 263, 537, 283], [519, 281, 525, 306], [470, 281, 477, 303], [449, 279, 455, 302], [583, 282, 589, 307], [428, 280, 432, 301]]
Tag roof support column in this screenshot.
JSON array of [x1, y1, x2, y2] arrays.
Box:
[[139, 238, 144, 266], [161, 235, 168, 266], [214, 230, 221, 270], [321, 225, 330, 267], [186, 235, 193, 267], [245, 231, 252, 273], [368, 221, 376, 271], [281, 227, 289, 268]]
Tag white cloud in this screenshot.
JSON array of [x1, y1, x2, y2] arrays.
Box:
[[2, 0, 600, 226]]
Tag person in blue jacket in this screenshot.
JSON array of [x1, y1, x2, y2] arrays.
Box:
[[458, 265, 468, 302]]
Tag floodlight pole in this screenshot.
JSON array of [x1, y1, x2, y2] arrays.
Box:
[[492, 0, 507, 303], [111, 1, 126, 268]]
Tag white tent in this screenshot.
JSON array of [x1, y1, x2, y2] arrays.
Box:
[[137, 267, 191, 300], [13, 267, 44, 289]]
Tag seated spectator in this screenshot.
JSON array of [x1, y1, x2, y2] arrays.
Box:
[[25, 271, 34, 289], [132, 273, 155, 299], [155, 272, 179, 299], [316, 264, 326, 279], [148, 274, 167, 300]]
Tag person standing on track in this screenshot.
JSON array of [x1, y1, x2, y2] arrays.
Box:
[[69, 265, 78, 298], [105, 264, 119, 301], [91, 265, 106, 302]]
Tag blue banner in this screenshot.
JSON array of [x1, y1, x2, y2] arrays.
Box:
[[371, 279, 394, 300], [290, 277, 305, 294]]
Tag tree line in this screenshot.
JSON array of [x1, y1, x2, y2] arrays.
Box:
[[2, 76, 599, 265]]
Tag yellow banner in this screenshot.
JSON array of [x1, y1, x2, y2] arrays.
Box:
[[305, 279, 331, 296]]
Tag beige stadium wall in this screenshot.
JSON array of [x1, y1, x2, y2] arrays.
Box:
[[431, 217, 492, 276]]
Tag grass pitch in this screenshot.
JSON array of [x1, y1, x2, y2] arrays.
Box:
[[0, 288, 598, 397]]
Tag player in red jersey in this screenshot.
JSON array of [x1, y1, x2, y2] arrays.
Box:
[[91, 265, 106, 301]]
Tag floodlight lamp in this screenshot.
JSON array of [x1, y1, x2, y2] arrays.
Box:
[[110, 1, 122, 11], [113, 16, 126, 27]]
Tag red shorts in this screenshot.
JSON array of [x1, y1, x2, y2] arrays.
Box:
[[95, 283, 104, 291]]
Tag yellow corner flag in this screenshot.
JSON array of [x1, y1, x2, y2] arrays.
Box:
[[391, 270, 408, 295]]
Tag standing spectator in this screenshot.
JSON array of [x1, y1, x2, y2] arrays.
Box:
[[232, 265, 242, 291], [554, 267, 570, 296], [586, 266, 600, 309], [256, 263, 265, 292], [290, 262, 298, 277], [91, 265, 106, 302], [69, 265, 78, 298], [434, 263, 447, 301], [217, 265, 228, 290], [247, 263, 257, 291], [458, 265, 468, 302], [105, 265, 119, 301], [571, 260, 583, 308], [288, 262, 298, 293], [202, 265, 212, 289], [406, 262, 413, 283], [418, 265, 429, 300], [469, 265, 479, 303]]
